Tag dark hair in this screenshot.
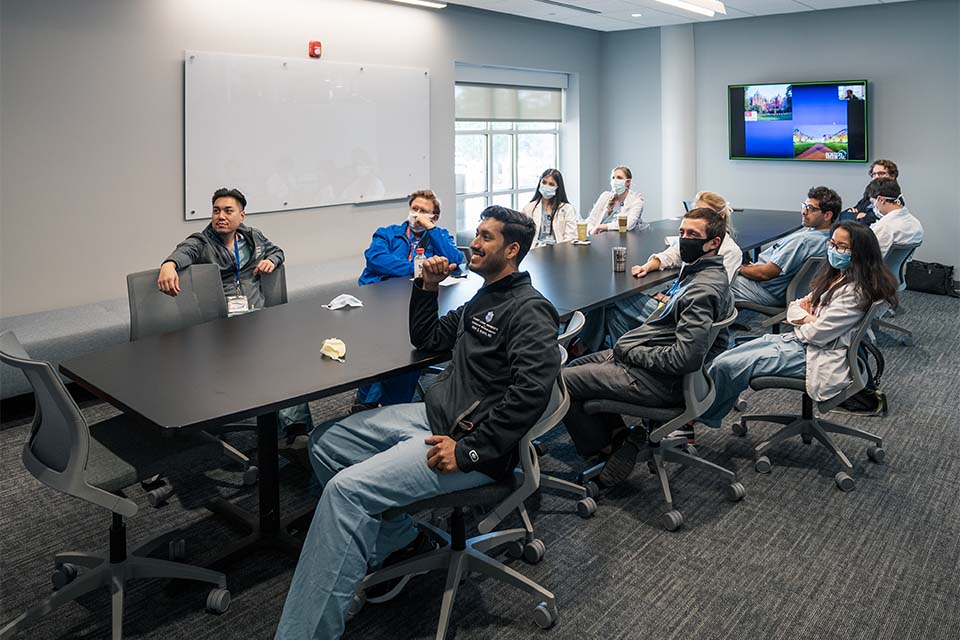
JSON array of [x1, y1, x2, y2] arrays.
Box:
[[480, 205, 536, 265], [529, 168, 571, 237], [808, 221, 898, 312], [683, 207, 726, 244], [807, 186, 841, 221], [865, 177, 902, 201], [870, 159, 899, 179], [212, 187, 247, 210]]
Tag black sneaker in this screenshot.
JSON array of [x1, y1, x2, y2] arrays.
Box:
[[282, 423, 310, 450], [598, 433, 641, 487], [366, 530, 438, 604]]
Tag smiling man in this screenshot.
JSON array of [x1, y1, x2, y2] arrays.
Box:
[[731, 186, 839, 308], [158, 187, 312, 444], [276, 206, 560, 640]]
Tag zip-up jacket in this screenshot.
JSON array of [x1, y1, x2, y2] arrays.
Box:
[[614, 255, 733, 378], [359, 222, 464, 285], [163, 223, 283, 310], [410, 271, 560, 479]]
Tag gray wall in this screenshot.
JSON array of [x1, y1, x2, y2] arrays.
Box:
[[0, 0, 600, 316], [600, 0, 959, 267]]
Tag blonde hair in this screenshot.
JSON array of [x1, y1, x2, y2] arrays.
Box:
[[408, 189, 441, 216], [694, 191, 733, 232]]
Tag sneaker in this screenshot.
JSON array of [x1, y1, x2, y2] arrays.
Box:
[[598, 433, 641, 487], [365, 530, 438, 604], [281, 423, 310, 450]]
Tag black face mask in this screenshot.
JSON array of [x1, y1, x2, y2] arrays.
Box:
[[679, 237, 711, 264]]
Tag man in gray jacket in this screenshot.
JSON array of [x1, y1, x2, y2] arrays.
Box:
[[158, 187, 312, 442], [562, 207, 734, 486]]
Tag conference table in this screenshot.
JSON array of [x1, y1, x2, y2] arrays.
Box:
[[58, 208, 801, 563]]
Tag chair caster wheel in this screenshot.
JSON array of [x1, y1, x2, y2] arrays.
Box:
[[242, 466, 259, 486], [684, 444, 698, 457], [576, 497, 597, 519], [523, 539, 546, 564], [901, 336, 915, 346], [205, 588, 231, 614], [732, 421, 748, 437], [647, 460, 659, 475], [801, 433, 813, 445], [734, 400, 748, 412], [147, 484, 175, 507], [533, 441, 548, 457], [584, 481, 600, 499], [140, 474, 164, 490], [168, 539, 186, 562], [867, 445, 885, 463], [754, 456, 771, 474], [533, 602, 558, 629], [835, 471, 855, 492], [725, 482, 746, 502], [661, 510, 684, 531], [505, 540, 524, 559], [52, 563, 79, 590], [346, 591, 366, 621]]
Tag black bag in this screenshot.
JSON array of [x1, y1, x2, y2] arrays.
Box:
[[905, 260, 959, 297], [837, 341, 888, 416]]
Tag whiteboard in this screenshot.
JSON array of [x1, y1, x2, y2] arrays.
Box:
[[184, 50, 430, 219]]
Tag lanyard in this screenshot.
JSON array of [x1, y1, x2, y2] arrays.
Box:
[[232, 236, 242, 290]]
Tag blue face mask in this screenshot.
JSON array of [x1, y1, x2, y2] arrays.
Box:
[[828, 248, 852, 270]]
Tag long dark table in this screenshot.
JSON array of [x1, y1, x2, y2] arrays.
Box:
[[58, 207, 800, 563]]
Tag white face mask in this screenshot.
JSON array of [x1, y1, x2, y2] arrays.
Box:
[[539, 184, 557, 200], [408, 211, 426, 233], [610, 178, 627, 195]]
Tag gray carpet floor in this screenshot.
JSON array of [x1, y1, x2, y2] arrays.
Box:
[[2, 290, 959, 640]]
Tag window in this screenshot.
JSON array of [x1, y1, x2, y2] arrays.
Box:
[[455, 83, 562, 239]]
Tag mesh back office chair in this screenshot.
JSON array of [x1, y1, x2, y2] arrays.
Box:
[[874, 242, 921, 345], [352, 346, 569, 639], [733, 301, 888, 491], [682, 200, 695, 212], [0, 332, 230, 640], [553, 309, 744, 531], [735, 256, 824, 334], [126, 265, 260, 490]]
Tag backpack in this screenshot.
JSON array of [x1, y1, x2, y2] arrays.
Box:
[[837, 340, 887, 415]]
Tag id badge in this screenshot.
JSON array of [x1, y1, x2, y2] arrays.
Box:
[[226, 294, 250, 316]]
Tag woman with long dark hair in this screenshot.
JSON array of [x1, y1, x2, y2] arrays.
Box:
[[522, 168, 578, 246], [693, 221, 898, 437]]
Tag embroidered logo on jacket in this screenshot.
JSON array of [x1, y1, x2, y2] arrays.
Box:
[[470, 313, 499, 339]]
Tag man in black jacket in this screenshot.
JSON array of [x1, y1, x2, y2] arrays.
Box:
[[276, 206, 560, 640], [562, 207, 734, 486]]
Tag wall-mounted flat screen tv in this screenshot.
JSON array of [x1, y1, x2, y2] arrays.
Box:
[[729, 80, 867, 162]]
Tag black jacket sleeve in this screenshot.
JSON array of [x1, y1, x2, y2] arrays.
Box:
[[409, 281, 462, 352], [164, 233, 207, 270], [453, 297, 560, 473], [254, 229, 284, 267]]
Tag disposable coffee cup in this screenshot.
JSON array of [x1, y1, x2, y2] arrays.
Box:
[[617, 214, 628, 234], [577, 221, 588, 242], [612, 247, 627, 272]]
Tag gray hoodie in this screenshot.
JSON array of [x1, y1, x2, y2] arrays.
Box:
[[163, 223, 284, 310], [614, 255, 733, 378]]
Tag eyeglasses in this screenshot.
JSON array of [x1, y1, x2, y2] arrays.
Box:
[[801, 202, 821, 213], [410, 205, 438, 217], [870, 170, 890, 178], [828, 240, 851, 254]]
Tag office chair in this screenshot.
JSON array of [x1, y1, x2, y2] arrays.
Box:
[[126, 265, 260, 494], [735, 256, 824, 334], [733, 301, 888, 491], [874, 242, 921, 345], [557, 308, 744, 530], [682, 200, 695, 212], [0, 331, 230, 640], [351, 346, 569, 639]]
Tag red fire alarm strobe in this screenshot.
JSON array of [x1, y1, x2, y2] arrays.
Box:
[[308, 41, 322, 58]]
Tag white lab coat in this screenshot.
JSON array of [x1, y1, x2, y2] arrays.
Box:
[[869, 206, 924, 257], [522, 200, 579, 245], [650, 233, 743, 283], [787, 281, 868, 402], [586, 189, 644, 233]]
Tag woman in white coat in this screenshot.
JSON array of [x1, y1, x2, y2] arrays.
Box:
[[522, 168, 578, 246], [697, 221, 899, 432], [586, 166, 645, 234]]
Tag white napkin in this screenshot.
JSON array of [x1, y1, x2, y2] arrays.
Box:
[[320, 338, 346, 362], [322, 294, 363, 310]]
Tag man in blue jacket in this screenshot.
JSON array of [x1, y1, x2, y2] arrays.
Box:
[[355, 190, 464, 408]]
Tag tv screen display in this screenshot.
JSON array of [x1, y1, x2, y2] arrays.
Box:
[[729, 80, 867, 162]]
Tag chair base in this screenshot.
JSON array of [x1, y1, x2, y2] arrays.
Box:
[[873, 318, 915, 346], [739, 410, 883, 481], [0, 517, 228, 640], [357, 510, 556, 640]]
